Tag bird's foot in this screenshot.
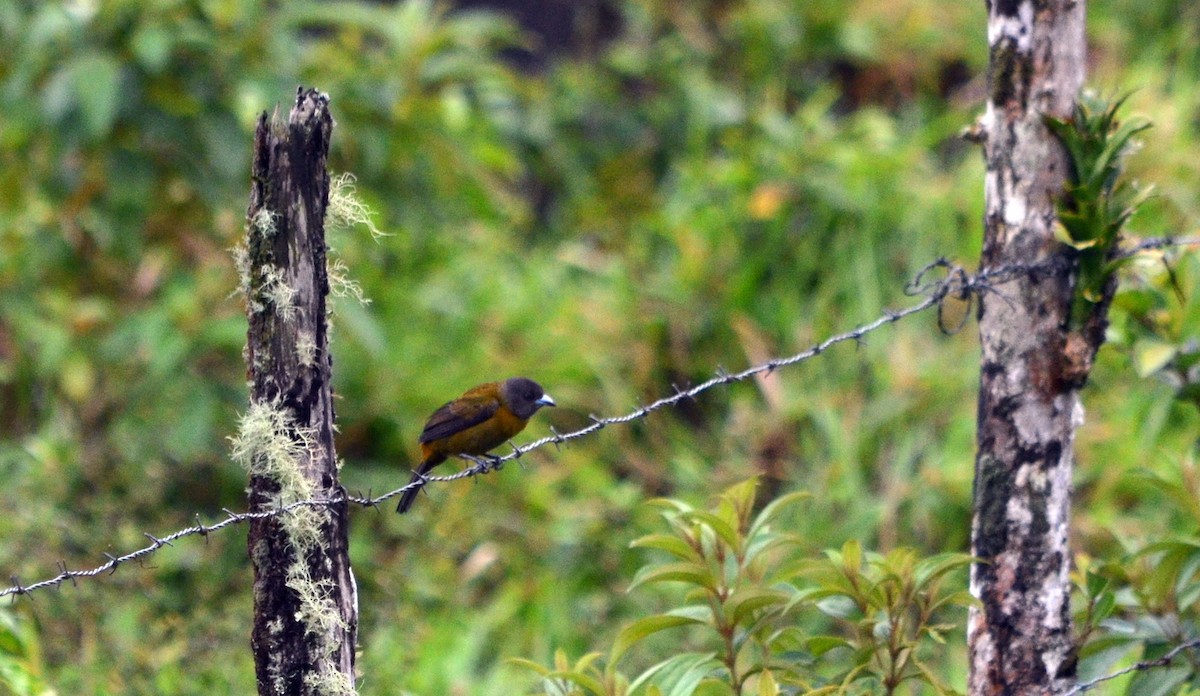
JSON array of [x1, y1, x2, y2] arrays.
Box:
[[484, 454, 503, 471], [459, 454, 491, 472]]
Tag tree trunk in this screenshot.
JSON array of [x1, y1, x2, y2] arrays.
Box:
[[241, 88, 357, 695], [969, 1, 1090, 694]]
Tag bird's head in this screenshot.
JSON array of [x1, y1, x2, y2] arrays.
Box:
[[501, 377, 556, 419]]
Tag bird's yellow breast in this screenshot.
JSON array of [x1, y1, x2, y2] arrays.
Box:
[[421, 406, 529, 461]]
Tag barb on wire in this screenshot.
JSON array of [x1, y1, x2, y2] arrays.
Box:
[[1067, 637, 1200, 695]]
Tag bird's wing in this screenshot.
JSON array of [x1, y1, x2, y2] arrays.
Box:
[[418, 393, 501, 444]]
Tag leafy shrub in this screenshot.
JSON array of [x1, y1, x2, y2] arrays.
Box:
[[517, 479, 973, 695]]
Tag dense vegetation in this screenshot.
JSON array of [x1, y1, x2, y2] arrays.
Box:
[[1, 0, 1198, 693]]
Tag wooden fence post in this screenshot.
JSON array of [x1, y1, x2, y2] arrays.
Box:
[[237, 87, 357, 695]]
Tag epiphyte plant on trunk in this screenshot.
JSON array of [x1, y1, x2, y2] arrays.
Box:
[[1044, 92, 1153, 329]]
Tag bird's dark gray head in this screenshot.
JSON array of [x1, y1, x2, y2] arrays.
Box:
[[501, 377, 555, 419]]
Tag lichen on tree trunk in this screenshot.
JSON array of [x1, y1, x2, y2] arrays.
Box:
[[969, 1, 1092, 694], [240, 87, 358, 696]]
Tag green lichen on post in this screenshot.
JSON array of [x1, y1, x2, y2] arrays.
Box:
[[230, 401, 352, 695], [260, 265, 299, 321], [306, 669, 355, 696], [231, 243, 253, 301], [1044, 93, 1152, 328], [326, 173, 384, 239], [233, 208, 298, 320], [252, 208, 281, 237], [295, 332, 318, 367], [324, 173, 382, 310], [230, 401, 321, 529]]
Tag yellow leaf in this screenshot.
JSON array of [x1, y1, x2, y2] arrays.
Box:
[[758, 668, 780, 696], [748, 183, 788, 220], [1133, 340, 1177, 377]]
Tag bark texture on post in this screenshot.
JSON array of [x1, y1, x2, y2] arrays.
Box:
[[969, 1, 1088, 694], [241, 88, 357, 695]]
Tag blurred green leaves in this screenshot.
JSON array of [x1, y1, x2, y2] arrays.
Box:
[[42, 51, 123, 139], [1071, 461, 1200, 692], [0, 0, 1197, 693], [0, 610, 52, 696]]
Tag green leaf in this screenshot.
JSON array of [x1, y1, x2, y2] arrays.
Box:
[[912, 657, 961, 695], [1089, 117, 1150, 189], [1093, 590, 1117, 622], [913, 553, 974, 588], [780, 585, 820, 614], [841, 540, 863, 575], [130, 24, 173, 73], [1129, 471, 1200, 525], [612, 615, 707, 665], [1084, 569, 1109, 598], [726, 588, 789, 625], [807, 635, 853, 656], [748, 491, 811, 539], [647, 498, 695, 515], [631, 533, 702, 561], [628, 562, 717, 594], [669, 605, 717, 623], [1132, 340, 1178, 377], [743, 532, 801, 568], [628, 652, 721, 696], [573, 651, 605, 674], [1053, 220, 1083, 246], [543, 668, 608, 695], [757, 668, 779, 696], [506, 657, 553, 677], [682, 510, 743, 554], [932, 589, 980, 611], [721, 478, 760, 519], [816, 595, 860, 620]]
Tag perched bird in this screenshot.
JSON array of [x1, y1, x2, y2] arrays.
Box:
[[397, 377, 556, 513]]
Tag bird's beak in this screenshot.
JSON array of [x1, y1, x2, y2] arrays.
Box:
[[536, 394, 556, 408]]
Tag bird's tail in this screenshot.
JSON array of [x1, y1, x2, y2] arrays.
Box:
[[396, 454, 445, 513]]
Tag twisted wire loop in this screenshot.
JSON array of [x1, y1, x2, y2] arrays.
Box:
[[3, 240, 1195, 602]]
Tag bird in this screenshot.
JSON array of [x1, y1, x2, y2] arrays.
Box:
[[396, 377, 556, 513]]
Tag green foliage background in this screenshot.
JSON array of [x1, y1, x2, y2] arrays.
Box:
[[0, 0, 1198, 693]]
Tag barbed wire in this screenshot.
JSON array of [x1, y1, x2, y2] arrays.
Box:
[[2, 239, 1196, 602], [0, 465, 486, 600], [349, 255, 984, 510], [1114, 234, 1200, 259], [1067, 637, 1200, 694], [0, 258, 965, 600]]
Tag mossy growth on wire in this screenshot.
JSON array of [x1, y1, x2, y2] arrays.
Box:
[[1045, 93, 1152, 328]]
